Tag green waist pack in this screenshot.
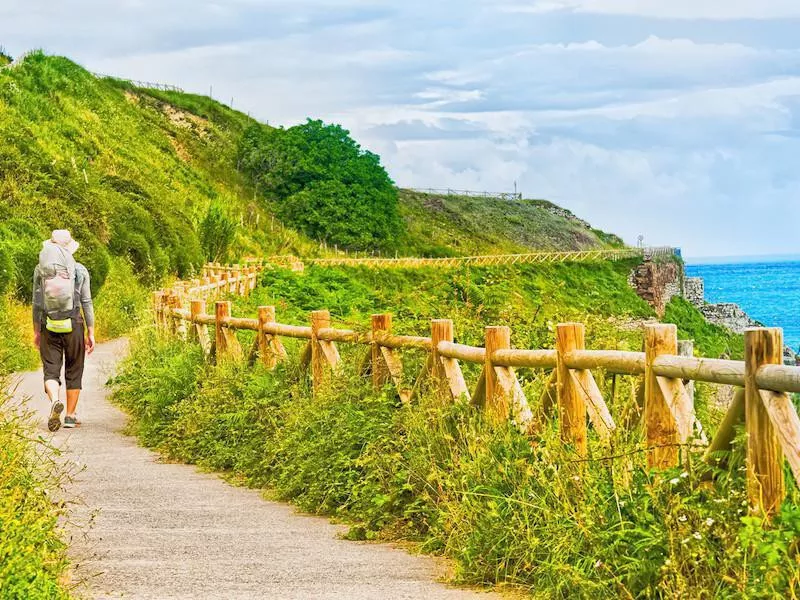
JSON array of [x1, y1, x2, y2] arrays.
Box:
[[46, 317, 73, 334]]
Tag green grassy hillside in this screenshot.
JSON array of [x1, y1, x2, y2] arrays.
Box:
[[0, 51, 630, 292], [0, 51, 316, 300], [398, 190, 624, 256]]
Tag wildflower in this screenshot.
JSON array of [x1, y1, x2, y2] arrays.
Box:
[[594, 560, 602, 569], [678, 515, 687, 522], [693, 532, 702, 540], [680, 472, 689, 479], [705, 517, 714, 527], [670, 477, 680, 485]]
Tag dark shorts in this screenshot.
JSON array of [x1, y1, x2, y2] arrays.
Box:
[[40, 318, 85, 390]]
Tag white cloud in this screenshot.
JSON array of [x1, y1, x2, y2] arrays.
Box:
[[5, 0, 800, 255], [498, 0, 800, 20]]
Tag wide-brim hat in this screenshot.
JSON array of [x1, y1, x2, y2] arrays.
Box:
[[49, 229, 79, 254]]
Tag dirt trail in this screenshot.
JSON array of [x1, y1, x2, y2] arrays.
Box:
[[12, 339, 496, 599]]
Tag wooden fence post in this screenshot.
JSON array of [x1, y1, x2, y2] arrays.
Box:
[[430, 319, 453, 383], [256, 306, 286, 369], [167, 293, 181, 336], [152, 291, 163, 328], [556, 323, 587, 456], [371, 313, 392, 390], [745, 327, 785, 516], [190, 300, 209, 351], [485, 326, 511, 423], [311, 310, 331, 392], [215, 301, 229, 359], [644, 323, 681, 468]]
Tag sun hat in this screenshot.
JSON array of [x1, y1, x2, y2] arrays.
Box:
[[49, 230, 80, 254]]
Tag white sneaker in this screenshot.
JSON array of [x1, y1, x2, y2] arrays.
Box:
[[48, 399, 64, 432]]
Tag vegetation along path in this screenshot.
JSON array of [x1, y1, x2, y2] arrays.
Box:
[[12, 340, 496, 600]]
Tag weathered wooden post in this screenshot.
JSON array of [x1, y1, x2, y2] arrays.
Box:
[[678, 339, 695, 403], [250, 266, 259, 293], [189, 300, 206, 346], [485, 326, 511, 423], [215, 301, 229, 359], [237, 265, 247, 296], [257, 306, 285, 369], [311, 310, 331, 392], [371, 313, 392, 390], [167, 293, 181, 336], [644, 323, 680, 468], [430, 319, 453, 383], [744, 327, 785, 516], [152, 291, 164, 328], [556, 323, 587, 457]]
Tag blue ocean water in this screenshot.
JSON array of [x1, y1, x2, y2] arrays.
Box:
[[685, 260, 800, 352]]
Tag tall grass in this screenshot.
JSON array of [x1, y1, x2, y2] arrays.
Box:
[[0, 384, 72, 599], [0, 296, 38, 376], [112, 328, 800, 598]]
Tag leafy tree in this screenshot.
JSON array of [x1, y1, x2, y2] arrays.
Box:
[[239, 119, 403, 250], [199, 203, 237, 262]]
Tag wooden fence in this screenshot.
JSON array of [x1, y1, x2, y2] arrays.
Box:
[[244, 247, 676, 271], [154, 263, 800, 519], [408, 188, 523, 201]]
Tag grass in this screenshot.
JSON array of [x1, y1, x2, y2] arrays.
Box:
[[0, 51, 319, 299], [397, 190, 625, 257], [93, 258, 151, 341], [0, 296, 38, 376], [111, 262, 774, 596], [0, 385, 72, 599], [112, 328, 800, 598], [233, 260, 736, 360]]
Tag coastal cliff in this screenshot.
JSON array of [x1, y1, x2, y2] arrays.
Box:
[[630, 262, 797, 363]]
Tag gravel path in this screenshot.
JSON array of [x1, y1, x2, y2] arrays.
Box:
[[11, 340, 497, 600]]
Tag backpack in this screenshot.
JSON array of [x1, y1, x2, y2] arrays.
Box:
[[38, 241, 76, 319]]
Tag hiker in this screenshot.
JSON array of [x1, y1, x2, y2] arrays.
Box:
[[32, 230, 96, 431]]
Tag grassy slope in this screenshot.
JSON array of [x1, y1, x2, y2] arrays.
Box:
[[398, 190, 624, 256], [0, 52, 318, 290]]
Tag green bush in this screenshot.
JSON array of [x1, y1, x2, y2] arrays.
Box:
[[0, 389, 71, 599], [0, 297, 38, 376], [239, 119, 403, 251], [199, 203, 237, 262], [93, 258, 150, 340]]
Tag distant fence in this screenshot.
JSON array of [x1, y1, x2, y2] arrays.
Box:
[[154, 262, 800, 520], [409, 188, 523, 201], [302, 247, 676, 270], [91, 72, 184, 93]]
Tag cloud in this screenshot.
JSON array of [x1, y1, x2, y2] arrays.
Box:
[[4, 0, 800, 255], [497, 0, 800, 20]]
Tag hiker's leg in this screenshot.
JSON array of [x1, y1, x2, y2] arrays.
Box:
[[64, 320, 86, 417], [39, 327, 63, 402], [66, 388, 80, 416]]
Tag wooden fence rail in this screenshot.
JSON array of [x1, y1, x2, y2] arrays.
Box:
[[154, 264, 800, 519]]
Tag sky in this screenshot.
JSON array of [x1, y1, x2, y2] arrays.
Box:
[[3, 1, 800, 257]]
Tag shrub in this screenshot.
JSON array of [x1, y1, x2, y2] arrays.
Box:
[[199, 203, 237, 262], [93, 258, 150, 340], [239, 119, 403, 251]]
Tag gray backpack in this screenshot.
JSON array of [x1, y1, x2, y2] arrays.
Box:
[[38, 242, 76, 318]]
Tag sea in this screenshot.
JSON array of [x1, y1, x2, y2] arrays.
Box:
[[685, 256, 800, 353]]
